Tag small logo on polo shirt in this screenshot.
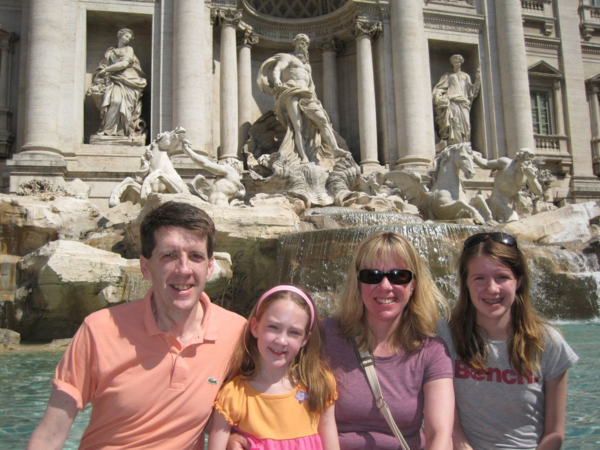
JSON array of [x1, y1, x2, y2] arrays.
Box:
[[208, 377, 218, 385]]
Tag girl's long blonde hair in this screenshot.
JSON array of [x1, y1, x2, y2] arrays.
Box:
[[337, 231, 448, 353], [227, 286, 335, 414], [451, 236, 546, 376]]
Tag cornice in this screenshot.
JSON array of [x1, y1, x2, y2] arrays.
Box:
[[524, 36, 561, 51], [423, 10, 484, 34], [582, 43, 600, 56]]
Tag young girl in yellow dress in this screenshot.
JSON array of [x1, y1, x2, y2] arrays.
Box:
[[208, 285, 339, 450]]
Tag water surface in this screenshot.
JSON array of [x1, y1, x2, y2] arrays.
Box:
[[0, 322, 597, 449]]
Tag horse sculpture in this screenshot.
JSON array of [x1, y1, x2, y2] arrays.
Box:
[[109, 128, 189, 207], [384, 143, 492, 223], [109, 127, 245, 207]]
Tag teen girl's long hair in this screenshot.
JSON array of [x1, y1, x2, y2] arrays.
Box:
[[451, 237, 546, 376], [226, 287, 335, 415]]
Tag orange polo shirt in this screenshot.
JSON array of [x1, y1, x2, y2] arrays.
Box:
[[53, 288, 246, 449]]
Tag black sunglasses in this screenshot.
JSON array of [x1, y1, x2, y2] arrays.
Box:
[[463, 232, 517, 249], [358, 269, 414, 285]]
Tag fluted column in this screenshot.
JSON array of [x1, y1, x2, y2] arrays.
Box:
[[390, 0, 432, 170], [21, 0, 63, 155], [495, 0, 536, 157], [238, 28, 258, 150], [174, 0, 212, 155], [212, 9, 241, 161], [355, 19, 382, 173], [317, 37, 343, 132]]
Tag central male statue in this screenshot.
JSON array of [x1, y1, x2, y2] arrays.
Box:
[[257, 33, 348, 165]]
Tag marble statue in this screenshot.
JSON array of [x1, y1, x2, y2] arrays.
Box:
[[433, 54, 480, 145], [87, 28, 147, 146], [109, 127, 245, 207], [471, 147, 543, 222], [181, 144, 246, 207], [385, 143, 490, 223], [109, 128, 187, 206], [257, 34, 349, 166]]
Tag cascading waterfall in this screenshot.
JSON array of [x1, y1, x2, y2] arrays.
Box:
[[276, 211, 600, 320]]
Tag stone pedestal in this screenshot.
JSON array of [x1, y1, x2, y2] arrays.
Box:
[[7, 153, 68, 193]]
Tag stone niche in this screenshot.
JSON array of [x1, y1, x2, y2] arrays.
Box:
[[428, 42, 483, 154], [84, 11, 152, 145]]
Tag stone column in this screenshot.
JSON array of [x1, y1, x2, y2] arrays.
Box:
[[555, 0, 596, 188], [552, 81, 564, 136], [0, 41, 11, 109], [173, 0, 213, 156], [0, 32, 15, 158], [588, 85, 600, 173], [212, 9, 241, 161], [20, 0, 63, 155], [495, 0, 536, 157], [317, 37, 343, 132], [8, 0, 66, 192], [355, 19, 382, 173], [238, 28, 258, 150], [390, 0, 433, 171]]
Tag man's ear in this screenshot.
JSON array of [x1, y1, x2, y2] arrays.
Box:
[[140, 255, 151, 281]]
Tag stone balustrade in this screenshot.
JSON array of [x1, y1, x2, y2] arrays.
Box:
[[581, 4, 600, 39]]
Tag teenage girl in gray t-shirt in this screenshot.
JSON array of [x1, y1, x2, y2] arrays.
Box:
[[437, 232, 578, 450]]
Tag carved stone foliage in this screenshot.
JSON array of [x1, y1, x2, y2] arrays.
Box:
[[246, 0, 348, 19]]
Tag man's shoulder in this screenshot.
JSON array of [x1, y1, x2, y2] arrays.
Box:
[[83, 297, 146, 328], [209, 303, 247, 328]]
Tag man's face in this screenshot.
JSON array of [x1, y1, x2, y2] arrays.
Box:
[[140, 226, 214, 318]]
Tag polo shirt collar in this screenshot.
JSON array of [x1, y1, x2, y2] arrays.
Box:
[[142, 288, 218, 342]]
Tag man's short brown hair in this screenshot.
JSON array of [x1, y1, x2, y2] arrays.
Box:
[[140, 202, 215, 259]]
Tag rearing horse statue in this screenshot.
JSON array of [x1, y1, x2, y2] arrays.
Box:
[[384, 143, 492, 223]]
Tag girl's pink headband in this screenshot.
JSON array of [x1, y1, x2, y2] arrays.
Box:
[[256, 285, 315, 331]]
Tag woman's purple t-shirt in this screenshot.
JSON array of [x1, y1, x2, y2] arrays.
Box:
[[323, 318, 452, 450]]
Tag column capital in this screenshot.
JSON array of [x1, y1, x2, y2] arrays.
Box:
[[552, 80, 561, 91], [353, 18, 382, 40], [238, 26, 259, 47], [210, 8, 242, 28], [316, 36, 344, 54]]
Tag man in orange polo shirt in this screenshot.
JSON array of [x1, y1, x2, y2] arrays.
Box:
[[28, 201, 246, 449]]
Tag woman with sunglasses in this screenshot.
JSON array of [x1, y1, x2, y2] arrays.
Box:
[[324, 231, 454, 449], [437, 232, 578, 449]]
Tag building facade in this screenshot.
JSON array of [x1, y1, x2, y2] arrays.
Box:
[[1, 0, 600, 206]]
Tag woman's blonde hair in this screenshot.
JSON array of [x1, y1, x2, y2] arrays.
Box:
[[227, 286, 335, 415], [451, 236, 546, 376], [337, 231, 448, 353]]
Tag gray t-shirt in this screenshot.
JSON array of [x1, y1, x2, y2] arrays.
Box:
[[437, 319, 578, 450]]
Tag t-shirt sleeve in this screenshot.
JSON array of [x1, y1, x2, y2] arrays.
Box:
[[423, 336, 453, 384], [52, 319, 98, 411], [542, 326, 579, 381], [325, 369, 338, 406], [214, 379, 243, 427]]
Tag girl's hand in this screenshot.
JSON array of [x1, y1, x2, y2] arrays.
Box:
[[226, 431, 250, 450]]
